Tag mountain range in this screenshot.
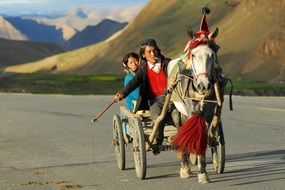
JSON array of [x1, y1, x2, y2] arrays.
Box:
[[66, 19, 127, 50], [0, 38, 65, 67], [0, 6, 140, 48], [2, 0, 285, 82]]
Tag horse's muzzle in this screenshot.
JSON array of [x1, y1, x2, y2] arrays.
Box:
[[196, 80, 212, 97]]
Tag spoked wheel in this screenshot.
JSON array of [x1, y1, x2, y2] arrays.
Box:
[[133, 118, 146, 180], [210, 122, 225, 174], [113, 115, 126, 170]]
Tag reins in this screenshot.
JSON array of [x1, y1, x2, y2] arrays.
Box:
[[179, 71, 233, 111]]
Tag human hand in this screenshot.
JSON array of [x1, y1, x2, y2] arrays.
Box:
[[114, 92, 124, 102]]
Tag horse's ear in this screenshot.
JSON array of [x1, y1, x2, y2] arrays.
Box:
[[187, 26, 195, 40], [209, 27, 219, 40]]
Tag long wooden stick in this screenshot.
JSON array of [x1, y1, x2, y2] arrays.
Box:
[[146, 91, 172, 151], [146, 79, 178, 151], [214, 82, 222, 106], [90, 99, 116, 123]]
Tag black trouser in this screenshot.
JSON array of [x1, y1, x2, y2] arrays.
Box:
[[149, 95, 181, 145]]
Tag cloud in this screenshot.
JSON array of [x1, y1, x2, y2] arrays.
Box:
[[0, 0, 49, 4], [0, 0, 148, 16]]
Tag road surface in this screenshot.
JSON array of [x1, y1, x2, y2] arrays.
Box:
[[0, 93, 284, 190]]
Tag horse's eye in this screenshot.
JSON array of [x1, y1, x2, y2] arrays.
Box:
[[191, 54, 195, 58]]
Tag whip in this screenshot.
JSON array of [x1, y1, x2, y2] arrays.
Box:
[[90, 99, 116, 123]]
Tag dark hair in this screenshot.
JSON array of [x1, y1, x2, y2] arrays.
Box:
[[122, 52, 139, 68], [139, 38, 161, 61]]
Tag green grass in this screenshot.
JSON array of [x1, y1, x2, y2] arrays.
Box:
[[230, 79, 285, 90], [0, 74, 284, 95], [0, 73, 124, 95], [224, 79, 285, 96]]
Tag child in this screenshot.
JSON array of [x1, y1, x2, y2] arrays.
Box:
[[121, 52, 140, 112]]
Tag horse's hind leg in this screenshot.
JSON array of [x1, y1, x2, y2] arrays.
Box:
[[197, 155, 210, 183], [178, 152, 191, 178]]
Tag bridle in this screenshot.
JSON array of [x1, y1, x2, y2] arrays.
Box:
[[189, 43, 215, 83]]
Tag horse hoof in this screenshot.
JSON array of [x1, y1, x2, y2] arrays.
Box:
[[198, 173, 210, 184], [180, 168, 191, 178]]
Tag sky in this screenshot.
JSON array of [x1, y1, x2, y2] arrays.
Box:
[[0, 0, 149, 16]]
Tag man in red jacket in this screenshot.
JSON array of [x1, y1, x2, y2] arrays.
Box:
[[115, 39, 180, 155]]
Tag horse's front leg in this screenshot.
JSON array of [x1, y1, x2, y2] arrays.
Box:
[[197, 155, 210, 183], [178, 151, 191, 178]]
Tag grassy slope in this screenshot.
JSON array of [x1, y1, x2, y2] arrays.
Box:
[[4, 0, 236, 74], [0, 38, 65, 68], [3, 0, 285, 82], [76, 0, 238, 74], [217, 0, 285, 81]]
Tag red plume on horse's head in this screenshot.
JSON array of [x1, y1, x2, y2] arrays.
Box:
[[182, 7, 214, 64], [195, 7, 211, 38]]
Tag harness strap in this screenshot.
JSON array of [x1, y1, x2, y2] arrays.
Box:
[[194, 72, 209, 80], [228, 78, 234, 111]]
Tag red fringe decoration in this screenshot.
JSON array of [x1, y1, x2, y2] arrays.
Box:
[[172, 115, 207, 156]]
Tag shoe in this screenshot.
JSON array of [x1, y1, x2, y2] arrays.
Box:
[[152, 144, 161, 156]]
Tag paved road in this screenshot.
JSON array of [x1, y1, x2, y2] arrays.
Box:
[[0, 93, 284, 190]]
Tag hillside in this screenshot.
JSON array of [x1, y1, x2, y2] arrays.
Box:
[[217, 0, 285, 82], [5, 17, 65, 45], [4, 0, 285, 82], [66, 19, 127, 50], [0, 38, 65, 67], [28, 6, 144, 33], [0, 16, 27, 40]]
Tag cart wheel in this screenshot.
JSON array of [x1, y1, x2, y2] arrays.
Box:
[[113, 115, 126, 170], [211, 122, 225, 174], [133, 118, 146, 180]]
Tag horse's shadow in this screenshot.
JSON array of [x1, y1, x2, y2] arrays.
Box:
[[125, 149, 285, 183], [137, 149, 285, 183], [145, 161, 180, 180], [210, 149, 285, 185]]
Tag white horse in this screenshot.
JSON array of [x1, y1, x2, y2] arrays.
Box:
[[167, 27, 221, 184]]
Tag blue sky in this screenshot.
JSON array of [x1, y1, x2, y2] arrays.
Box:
[[0, 0, 149, 16]]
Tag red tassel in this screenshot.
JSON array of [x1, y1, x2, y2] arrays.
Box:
[[172, 115, 207, 156]]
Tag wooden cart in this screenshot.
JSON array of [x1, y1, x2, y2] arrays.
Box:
[[112, 105, 225, 179]]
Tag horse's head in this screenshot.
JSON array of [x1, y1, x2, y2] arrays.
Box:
[[187, 28, 219, 97], [169, 7, 222, 117]]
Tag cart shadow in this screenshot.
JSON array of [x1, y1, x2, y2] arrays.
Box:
[[124, 161, 180, 171], [147, 161, 180, 168], [210, 149, 285, 186], [145, 173, 179, 180], [121, 160, 181, 179], [145, 161, 180, 180]]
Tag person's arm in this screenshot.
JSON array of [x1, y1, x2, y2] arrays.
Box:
[[114, 68, 143, 102], [122, 67, 143, 97]]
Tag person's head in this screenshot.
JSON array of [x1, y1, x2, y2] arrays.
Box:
[[140, 38, 161, 64], [122, 52, 139, 72]]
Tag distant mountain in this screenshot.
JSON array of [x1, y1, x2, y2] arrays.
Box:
[[5, 17, 65, 45], [68, 8, 88, 19], [1, 6, 141, 47], [0, 38, 64, 68], [6, 0, 285, 82], [27, 6, 144, 32], [0, 16, 27, 40], [66, 19, 127, 50], [0, 15, 128, 53]]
